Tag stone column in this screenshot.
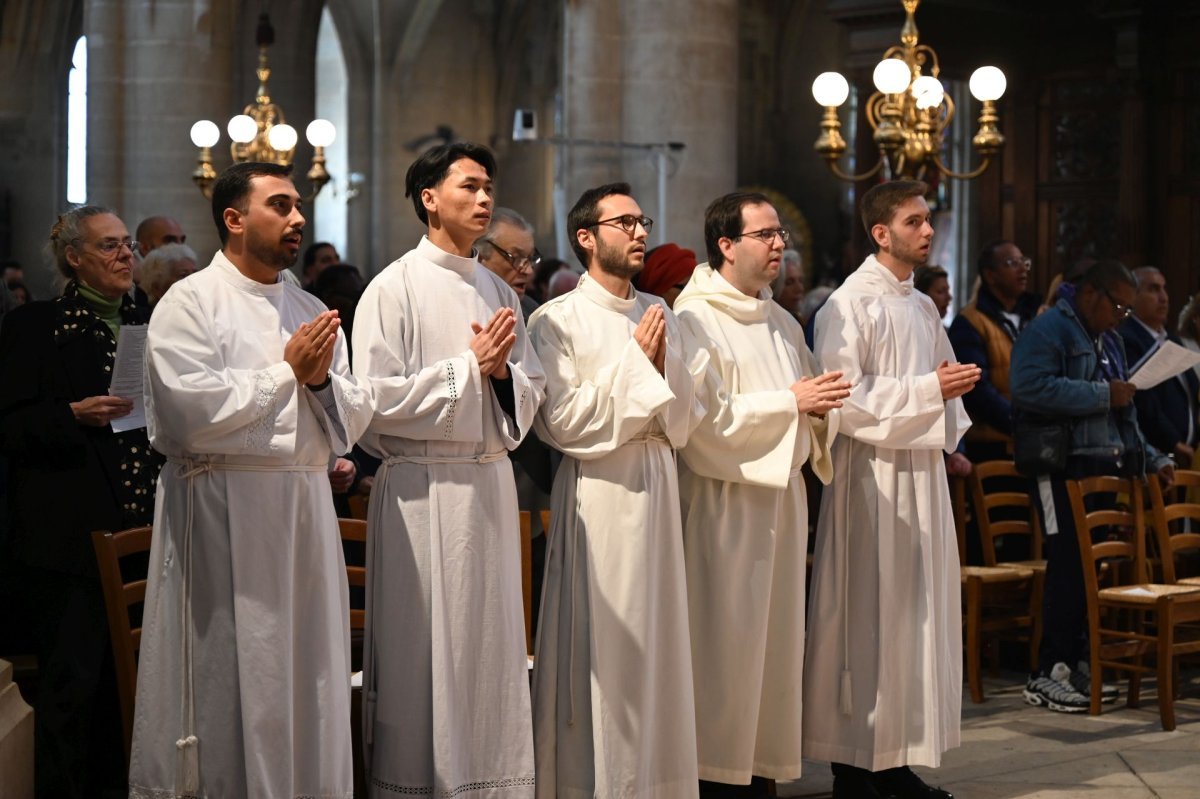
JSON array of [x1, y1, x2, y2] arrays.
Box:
[[0, 659, 34, 799]]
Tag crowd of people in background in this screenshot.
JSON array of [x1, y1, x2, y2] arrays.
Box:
[[0, 140, 1195, 799]]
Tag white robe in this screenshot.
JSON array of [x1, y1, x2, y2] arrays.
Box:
[[802, 255, 971, 771], [352, 236, 543, 798], [528, 273, 706, 799], [673, 264, 837, 784], [130, 251, 374, 799]]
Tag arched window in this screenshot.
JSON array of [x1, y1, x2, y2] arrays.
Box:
[[67, 36, 87, 204], [315, 7, 349, 254]]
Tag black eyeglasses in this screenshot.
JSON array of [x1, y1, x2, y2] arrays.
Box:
[[485, 240, 542, 271], [1105, 291, 1134, 320], [735, 227, 791, 245], [592, 214, 654, 236]]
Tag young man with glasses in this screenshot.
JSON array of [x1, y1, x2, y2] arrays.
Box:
[[673, 192, 850, 798], [1011, 259, 1173, 715], [803, 180, 978, 799], [528, 182, 707, 799], [352, 143, 543, 798]]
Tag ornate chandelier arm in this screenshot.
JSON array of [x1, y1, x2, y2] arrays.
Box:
[[930, 153, 992, 180], [824, 157, 887, 182]]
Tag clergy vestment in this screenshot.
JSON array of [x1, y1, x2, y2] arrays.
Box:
[[528, 272, 706, 799], [673, 264, 837, 784], [802, 255, 970, 771], [129, 251, 374, 799], [352, 236, 543, 799]]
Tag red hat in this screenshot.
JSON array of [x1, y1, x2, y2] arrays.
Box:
[[638, 243, 697, 298]]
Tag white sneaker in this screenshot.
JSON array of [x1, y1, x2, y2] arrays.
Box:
[[1072, 660, 1119, 704]]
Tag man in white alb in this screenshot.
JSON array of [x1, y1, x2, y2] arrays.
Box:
[[803, 179, 979, 799], [131, 161, 374, 799], [674, 191, 849, 798], [528, 182, 706, 799], [352, 143, 544, 798]]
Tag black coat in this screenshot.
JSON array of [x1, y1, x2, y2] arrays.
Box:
[[1118, 317, 1200, 457], [0, 286, 158, 574]]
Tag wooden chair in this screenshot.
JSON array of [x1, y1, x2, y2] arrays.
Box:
[[1067, 475, 1200, 729], [969, 459, 1047, 668], [518, 510, 549, 656], [338, 517, 369, 799], [91, 525, 154, 768], [1147, 469, 1200, 587], [952, 474, 1037, 703], [339, 518, 368, 633]]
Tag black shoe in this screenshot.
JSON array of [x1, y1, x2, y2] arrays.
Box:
[[874, 766, 954, 799], [831, 763, 886, 799]]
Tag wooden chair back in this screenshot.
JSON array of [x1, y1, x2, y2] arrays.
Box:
[[1147, 470, 1200, 584], [339, 518, 368, 632], [969, 460, 1043, 566], [1066, 475, 1146, 594], [91, 525, 154, 769]]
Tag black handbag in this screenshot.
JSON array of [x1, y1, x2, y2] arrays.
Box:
[[1012, 412, 1071, 476]]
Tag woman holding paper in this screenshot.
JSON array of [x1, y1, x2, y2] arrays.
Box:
[[0, 205, 160, 797]]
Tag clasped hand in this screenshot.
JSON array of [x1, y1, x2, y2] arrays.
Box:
[[471, 307, 517, 379], [285, 310, 339, 386], [937, 360, 981, 400], [633, 304, 666, 375], [791, 371, 851, 416]]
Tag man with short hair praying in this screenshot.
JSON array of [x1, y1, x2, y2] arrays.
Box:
[[529, 182, 706, 799], [803, 179, 978, 799], [353, 142, 543, 798]]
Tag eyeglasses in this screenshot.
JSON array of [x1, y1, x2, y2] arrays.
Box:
[[1105, 291, 1134, 320], [592, 214, 654, 236], [485, 240, 542, 272], [76, 238, 135, 257], [735, 227, 791, 245], [1003, 256, 1032, 270]]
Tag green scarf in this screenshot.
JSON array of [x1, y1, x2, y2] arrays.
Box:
[[76, 281, 124, 339]]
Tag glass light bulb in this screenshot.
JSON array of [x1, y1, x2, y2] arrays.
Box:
[[190, 120, 219, 148], [227, 114, 258, 144], [268, 123, 298, 152], [872, 58, 911, 95], [306, 119, 336, 147], [969, 66, 1007, 102], [911, 75, 945, 111], [812, 72, 850, 108]]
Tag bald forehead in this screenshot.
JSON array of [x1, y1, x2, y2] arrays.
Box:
[[137, 216, 183, 242]]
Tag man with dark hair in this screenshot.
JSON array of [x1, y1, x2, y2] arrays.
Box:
[[353, 143, 543, 797], [302, 241, 340, 288], [948, 240, 1041, 463], [529, 182, 706, 798], [1012, 260, 1174, 713], [1118, 266, 1199, 466], [804, 179, 978, 799], [675, 192, 849, 797], [130, 161, 374, 797]]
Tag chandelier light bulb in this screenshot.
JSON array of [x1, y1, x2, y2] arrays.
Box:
[[268, 123, 298, 152], [969, 66, 1007, 102], [911, 75, 945, 111], [306, 119, 336, 148], [811, 72, 850, 108], [190, 120, 220, 149], [872, 58, 911, 95], [227, 114, 258, 144]]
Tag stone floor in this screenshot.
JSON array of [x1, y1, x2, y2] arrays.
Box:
[[777, 671, 1200, 798]]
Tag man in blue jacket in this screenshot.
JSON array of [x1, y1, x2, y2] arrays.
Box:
[[1010, 259, 1174, 713]]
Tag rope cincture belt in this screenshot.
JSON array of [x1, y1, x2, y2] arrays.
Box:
[[167, 456, 328, 796], [381, 450, 509, 467]]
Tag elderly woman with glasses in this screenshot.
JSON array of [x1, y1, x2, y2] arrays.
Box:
[[0, 205, 161, 797]]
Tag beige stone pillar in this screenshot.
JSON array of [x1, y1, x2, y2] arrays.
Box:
[[0, 660, 34, 799]]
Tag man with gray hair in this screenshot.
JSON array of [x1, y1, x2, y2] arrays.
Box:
[[476, 207, 542, 320], [139, 242, 198, 308]]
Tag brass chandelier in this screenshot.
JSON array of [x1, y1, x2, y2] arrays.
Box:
[[811, 0, 1006, 182], [188, 14, 334, 200]]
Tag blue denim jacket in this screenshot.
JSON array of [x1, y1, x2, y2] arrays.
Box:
[[1009, 298, 1166, 474]]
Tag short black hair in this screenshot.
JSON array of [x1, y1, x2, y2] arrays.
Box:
[[211, 162, 293, 244], [566, 182, 632, 267], [303, 241, 335, 270], [1081, 259, 1136, 294], [913, 264, 949, 294], [860, 179, 928, 253], [404, 143, 497, 225], [704, 192, 771, 268], [975, 239, 1012, 276]]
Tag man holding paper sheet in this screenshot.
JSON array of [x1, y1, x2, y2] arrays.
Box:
[[1119, 266, 1200, 465], [130, 162, 374, 798], [1011, 259, 1174, 714], [0, 205, 159, 797]]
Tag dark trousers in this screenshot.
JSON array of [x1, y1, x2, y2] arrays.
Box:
[[699, 776, 772, 798], [1031, 460, 1116, 673]]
